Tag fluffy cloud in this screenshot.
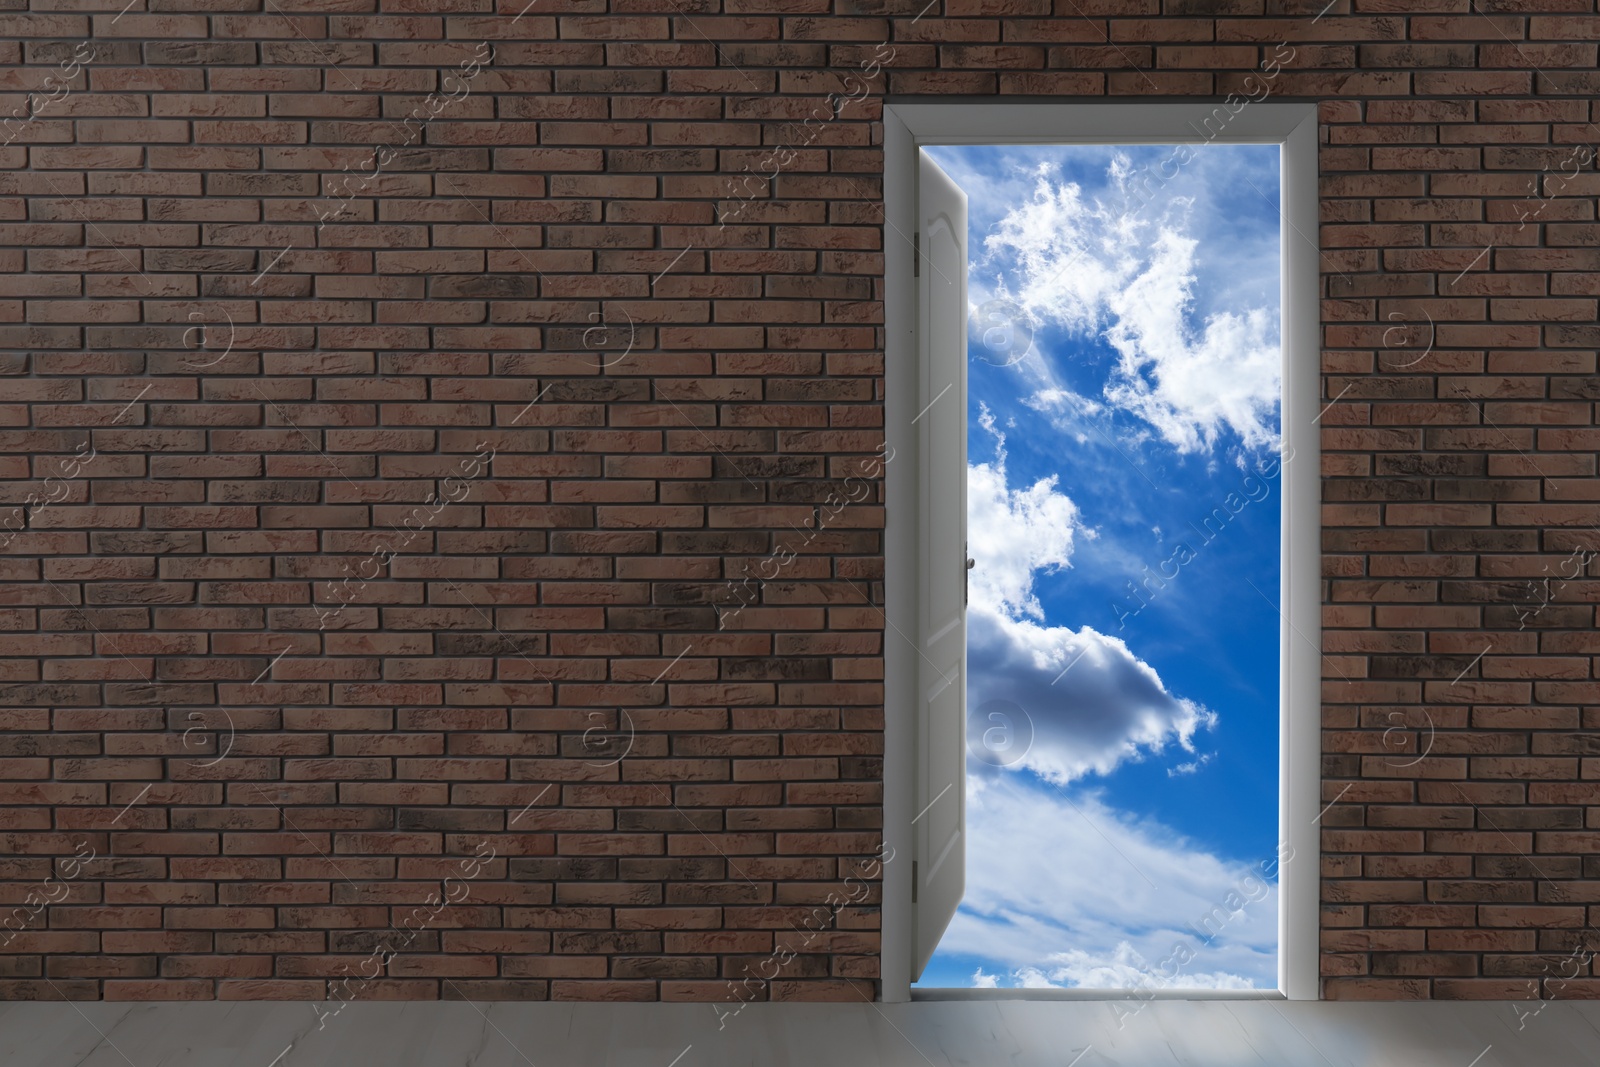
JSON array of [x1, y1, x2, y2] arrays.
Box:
[[940, 776, 1279, 989], [979, 161, 1136, 337], [1102, 229, 1281, 453], [966, 421, 1214, 786], [966, 609, 1215, 786], [967, 404, 1082, 621], [978, 157, 1280, 454]]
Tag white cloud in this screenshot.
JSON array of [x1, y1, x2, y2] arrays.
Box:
[[980, 161, 1135, 337], [967, 609, 1215, 786], [1102, 229, 1281, 453], [938, 776, 1279, 989], [979, 156, 1281, 455], [1168, 753, 1214, 778], [1012, 947, 1257, 991], [967, 405, 1083, 621], [965, 422, 1214, 786], [1019, 386, 1103, 446]]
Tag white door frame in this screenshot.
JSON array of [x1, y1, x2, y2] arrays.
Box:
[[880, 101, 1322, 1003]]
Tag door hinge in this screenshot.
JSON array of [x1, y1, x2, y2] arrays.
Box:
[[913, 232, 919, 277], [911, 860, 918, 903]]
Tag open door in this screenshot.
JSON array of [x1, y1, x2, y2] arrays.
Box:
[[912, 149, 968, 981]]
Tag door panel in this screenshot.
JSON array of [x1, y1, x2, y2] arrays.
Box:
[[912, 148, 968, 981]]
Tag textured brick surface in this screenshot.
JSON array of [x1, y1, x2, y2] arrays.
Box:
[[0, 0, 1598, 1001]]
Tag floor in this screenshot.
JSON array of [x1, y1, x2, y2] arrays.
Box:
[[3, 998, 1596, 1067]]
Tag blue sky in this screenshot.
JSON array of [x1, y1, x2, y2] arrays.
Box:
[[917, 143, 1285, 990]]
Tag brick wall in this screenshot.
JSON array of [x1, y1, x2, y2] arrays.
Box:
[[0, 0, 1597, 1001]]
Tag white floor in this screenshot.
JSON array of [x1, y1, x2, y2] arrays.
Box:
[[1, 998, 1596, 1067]]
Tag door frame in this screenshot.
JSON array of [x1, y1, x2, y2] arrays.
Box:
[[880, 101, 1323, 1003]]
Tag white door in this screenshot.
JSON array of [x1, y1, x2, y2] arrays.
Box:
[[912, 148, 967, 981]]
